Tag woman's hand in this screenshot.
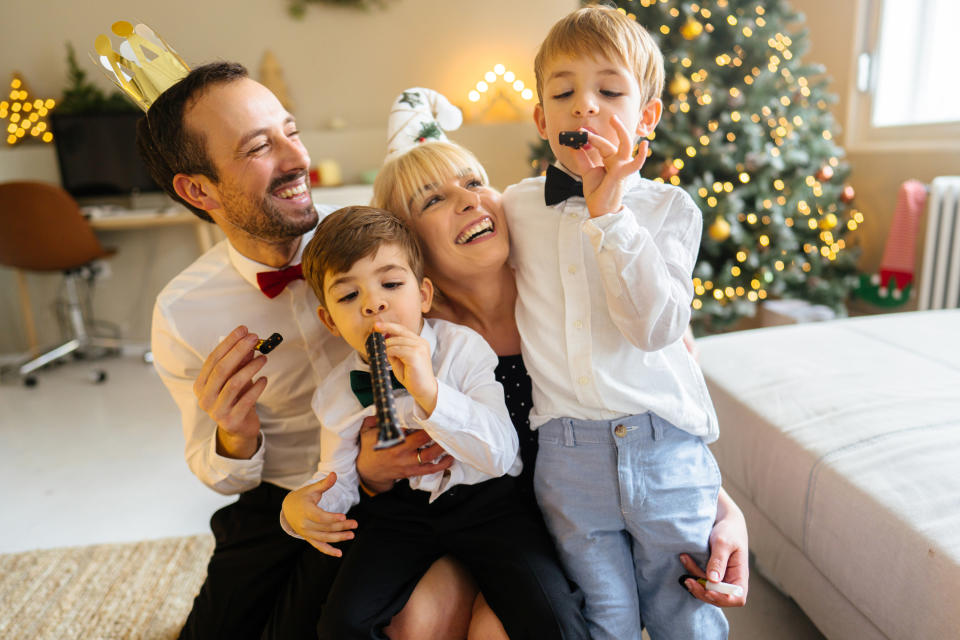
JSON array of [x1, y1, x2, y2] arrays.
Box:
[[356, 417, 453, 494], [680, 488, 749, 607]]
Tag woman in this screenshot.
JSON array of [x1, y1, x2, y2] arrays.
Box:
[[363, 140, 748, 636]]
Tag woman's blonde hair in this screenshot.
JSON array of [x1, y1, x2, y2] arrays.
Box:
[[534, 4, 664, 107], [372, 141, 490, 220]]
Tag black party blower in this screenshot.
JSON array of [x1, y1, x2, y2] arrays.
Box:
[[255, 332, 283, 354], [559, 130, 588, 149], [365, 331, 406, 449]]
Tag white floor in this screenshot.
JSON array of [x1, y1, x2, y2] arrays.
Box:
[[0, 351, 231, 554], [0, 352, 824, 639]]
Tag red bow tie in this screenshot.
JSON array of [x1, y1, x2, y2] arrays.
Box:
[[256, 264, 304, 299]]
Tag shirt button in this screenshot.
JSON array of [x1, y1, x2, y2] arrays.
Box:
[[578, 376, 589, 385], [574, 320, 583, 329], [568, 265, 577, 274], [614, 424, 627, 437]]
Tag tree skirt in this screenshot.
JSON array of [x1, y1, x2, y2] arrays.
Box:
[[0, 534, 212, 639]]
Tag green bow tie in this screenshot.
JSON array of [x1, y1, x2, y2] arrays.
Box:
[[349, 369, 405, 408]]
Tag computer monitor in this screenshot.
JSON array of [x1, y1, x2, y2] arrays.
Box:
[[50, 111, 161, 199]]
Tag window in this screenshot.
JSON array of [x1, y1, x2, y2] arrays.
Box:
[[848, 0, 960, 150]]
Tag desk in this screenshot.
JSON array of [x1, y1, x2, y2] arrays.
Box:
[[85, 184, 374, 253], [89, 210, 218, 252], [11, 186, 374, 356]]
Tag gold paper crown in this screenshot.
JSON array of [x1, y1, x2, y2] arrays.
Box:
[[93, 21, 190, 112]]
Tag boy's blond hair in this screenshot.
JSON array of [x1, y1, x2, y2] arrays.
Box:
[[372, 141, 490, 222], [301, 206, 425, 308], [534, 4, 665, 108]]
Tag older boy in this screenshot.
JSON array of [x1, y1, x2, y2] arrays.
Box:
[[282, 206, 582, 639], [502, 6, 728, 639]]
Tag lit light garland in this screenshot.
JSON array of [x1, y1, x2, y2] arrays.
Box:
[[2, 74, 55, 146], [467, 63, 534, 103]]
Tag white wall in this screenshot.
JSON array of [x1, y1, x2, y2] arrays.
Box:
[[0, 0, 577, 355], [790, 0, 960, 277]]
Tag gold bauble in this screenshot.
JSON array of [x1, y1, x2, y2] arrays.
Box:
[[668, 73, 692, 96], [819, 213, 838, 230], [708, 217, 731, 241], [680, 17, 704, 40]]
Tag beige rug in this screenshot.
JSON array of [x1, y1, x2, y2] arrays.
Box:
[[0, 534, 213, 640]]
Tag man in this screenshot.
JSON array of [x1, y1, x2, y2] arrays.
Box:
[[138, 62, 472, 640]]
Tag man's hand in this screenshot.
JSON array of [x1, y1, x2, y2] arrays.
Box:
[[357, 417, 453, 494], [281, 473, 358, 557], [193, 325, 268, 459], [375, 321, 439, 415], [568, 115, 649, 219]]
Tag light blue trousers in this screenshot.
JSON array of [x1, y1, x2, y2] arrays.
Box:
[[534, 412, 728, 640]]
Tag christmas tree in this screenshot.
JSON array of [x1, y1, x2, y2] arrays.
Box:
[[530, 0, 863, 332]]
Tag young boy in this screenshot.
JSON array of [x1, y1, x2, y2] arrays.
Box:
[[282, 206, 583, 639], [502, 6, 728, 639]]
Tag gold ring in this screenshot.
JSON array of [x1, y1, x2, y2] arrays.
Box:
[[417, 450, 423, 465]]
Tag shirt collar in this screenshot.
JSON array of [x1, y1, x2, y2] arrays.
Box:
[[551, 161, 643, 193], [227, 226, 317, 291]]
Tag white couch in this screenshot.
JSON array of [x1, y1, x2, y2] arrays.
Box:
[[698, 310, 960, 639]]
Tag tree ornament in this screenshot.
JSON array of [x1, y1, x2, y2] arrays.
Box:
[[816, 165, 834, 181], [668, 73, 691, 96], [819, 213, 838, 230], [660, 161, 679, 180], [708, 217, 732, 242], [840, 184, 856, 203], [680, 17, 704, 40]]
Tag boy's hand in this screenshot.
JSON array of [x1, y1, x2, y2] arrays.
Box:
[[568, 114, 649, 219], [194, 325, 268, 459], [374, 321, 439, 416], [281, 472, 357, 557]]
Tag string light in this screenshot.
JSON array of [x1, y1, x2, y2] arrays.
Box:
[[467, 64, 533, 103], [3, 75, 55, 145]]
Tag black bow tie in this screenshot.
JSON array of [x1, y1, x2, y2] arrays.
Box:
[[349, 369, 405, 408], [544, 165, 584, 206]]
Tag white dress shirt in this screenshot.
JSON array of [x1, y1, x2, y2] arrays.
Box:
[[503, 170, 719, 441], [293, 318, 521, 521], [151, 205, 352, 495]]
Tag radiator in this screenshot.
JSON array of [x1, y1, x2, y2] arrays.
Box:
[[917, 176, 960, 310]]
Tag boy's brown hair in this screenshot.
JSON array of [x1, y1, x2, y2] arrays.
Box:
[[534, 4, 665, 108], [301, 206, 425, 308]]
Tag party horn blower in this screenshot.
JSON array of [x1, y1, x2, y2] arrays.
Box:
[[365, 331, 405, 449]]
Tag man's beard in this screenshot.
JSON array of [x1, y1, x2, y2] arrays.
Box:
[[220, 171, 318, 241]]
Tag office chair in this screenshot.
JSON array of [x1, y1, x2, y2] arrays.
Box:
[[0, 181, 122, 385]]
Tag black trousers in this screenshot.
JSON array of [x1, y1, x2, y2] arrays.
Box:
[[178, 482, 347, 640], [317, 475, 588, 640]]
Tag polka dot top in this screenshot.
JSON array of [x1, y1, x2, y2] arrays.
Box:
[[495, 353, 537, 500]]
